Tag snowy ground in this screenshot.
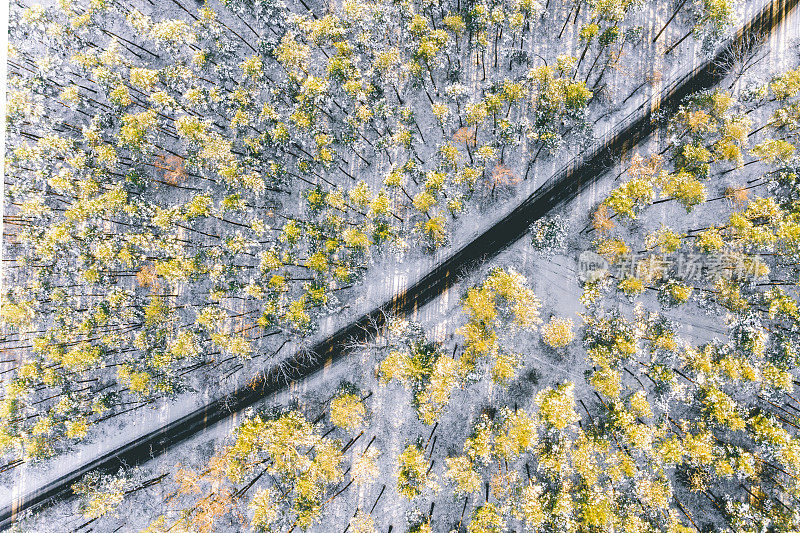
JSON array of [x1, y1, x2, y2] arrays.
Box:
[[6, 0, 800, 528]]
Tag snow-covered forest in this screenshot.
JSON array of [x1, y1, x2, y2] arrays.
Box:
[[3, 0, 800, 530]]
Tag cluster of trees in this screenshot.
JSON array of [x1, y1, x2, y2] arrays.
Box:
[[530, 214, 568, 255], [78, 404, 359, 532], [0, 0, 766, 530], [580, 62, 800, 529], [106, 233, 800, 532], [52, 267, 576, 532], [1, 0, 667, 464], [42, 56, 800, 533], [24, 55, 800, 524], [59, 242, 796, 532], [592, 71, 800, 306], [379, 268, 544, 423]]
